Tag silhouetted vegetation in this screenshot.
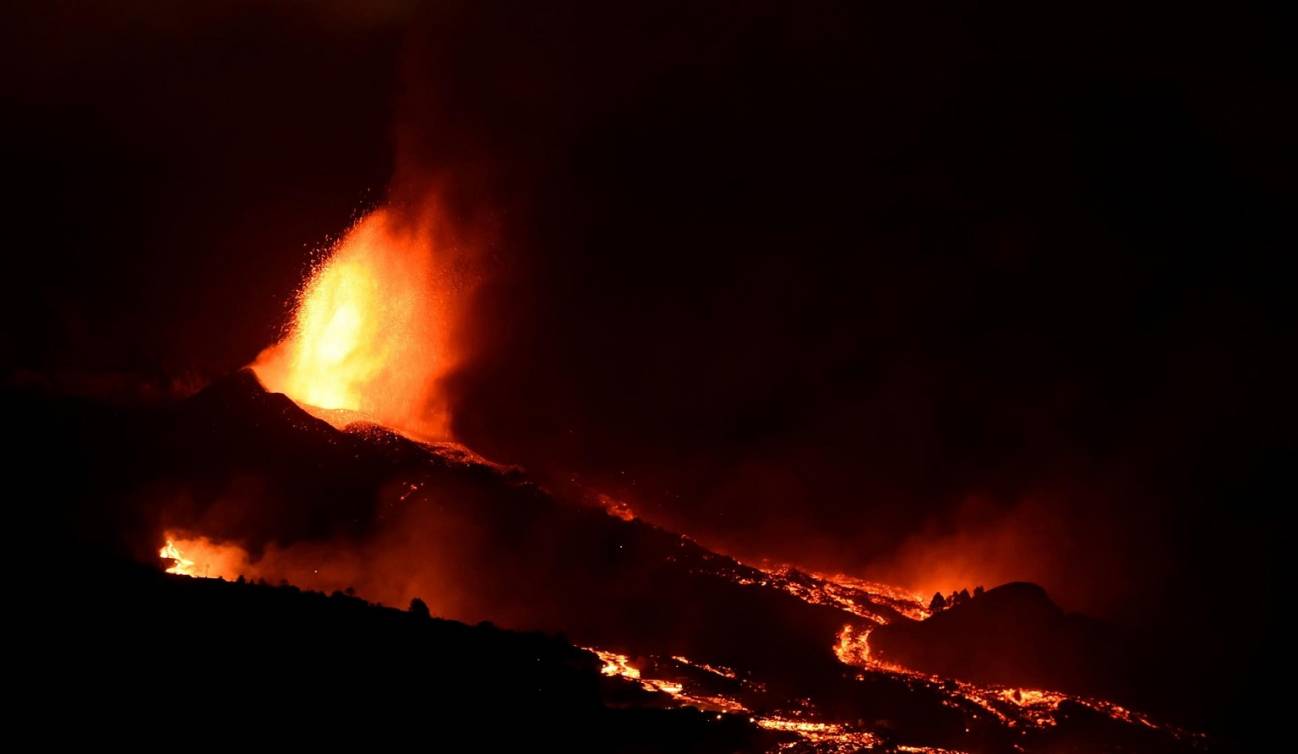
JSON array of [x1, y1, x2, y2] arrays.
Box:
[[45, 557, 775, 753]]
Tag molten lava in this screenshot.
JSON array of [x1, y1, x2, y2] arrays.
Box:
[[252, 208, 459, 439], [831, 621, 1183, 737]]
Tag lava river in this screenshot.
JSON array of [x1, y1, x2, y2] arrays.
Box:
[[161, 515, 1206, 754]]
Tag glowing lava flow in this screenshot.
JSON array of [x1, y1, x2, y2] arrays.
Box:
[[592, 649, 687, 696], [755, 718, 883, 752], [705, 561, 1201, 749], [832, 622, 1188, 738], [718, 558, 932, 625], [593, 650, 749, 714], [252, 208, 461, 439], [590, 648, 889, 751]]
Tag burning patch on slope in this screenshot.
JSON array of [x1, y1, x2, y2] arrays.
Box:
[[160, 534, 250, 580]]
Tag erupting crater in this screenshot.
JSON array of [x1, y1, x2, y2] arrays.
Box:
[[142, 206, 1216, 754], [252, 207, 461, 440]]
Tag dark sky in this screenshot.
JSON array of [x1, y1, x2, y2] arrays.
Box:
[[4, 0, 1290, 662]]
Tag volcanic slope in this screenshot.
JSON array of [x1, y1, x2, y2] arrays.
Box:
[[28, 371, 1222, 753]]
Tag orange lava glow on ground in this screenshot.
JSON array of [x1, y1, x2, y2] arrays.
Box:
[[156, 518, 1200, 754], [591, 649, 743, 711], [252, 207, 460, 439], [831, 620, 1181, 737], [157, 530, 1201, 752], [755, 717, 883, 752], [159, 534, 250, 580], [588, 646, 951, 752], [595, 493, 637, 522]]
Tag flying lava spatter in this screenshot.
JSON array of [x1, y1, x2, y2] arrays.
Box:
[[252, 207, 458, 439]]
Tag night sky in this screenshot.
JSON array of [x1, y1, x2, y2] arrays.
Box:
[[5, 0, 1289, 686]]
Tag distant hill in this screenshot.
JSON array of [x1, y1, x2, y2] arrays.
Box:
[[872, 582, 1190, 719]]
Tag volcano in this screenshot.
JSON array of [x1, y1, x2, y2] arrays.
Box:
[[19, 371, 1223, 753], [9, 2, 1285, 750]]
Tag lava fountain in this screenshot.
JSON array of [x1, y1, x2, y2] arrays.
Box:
[[252, 207, 461, 439]]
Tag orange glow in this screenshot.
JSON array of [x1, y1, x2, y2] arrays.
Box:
[[754, 717, 883, 751], [594, 649, 642, 680], [725, 560, 931, 625], [670, 655, 738, 680], [159, 534, 250, 580], [252, 207, 460, 439], [596, 493, 637, 522], [588, 649, 748, 713], [591, 649, 682, 694], [830, 621, 1188, 737]]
